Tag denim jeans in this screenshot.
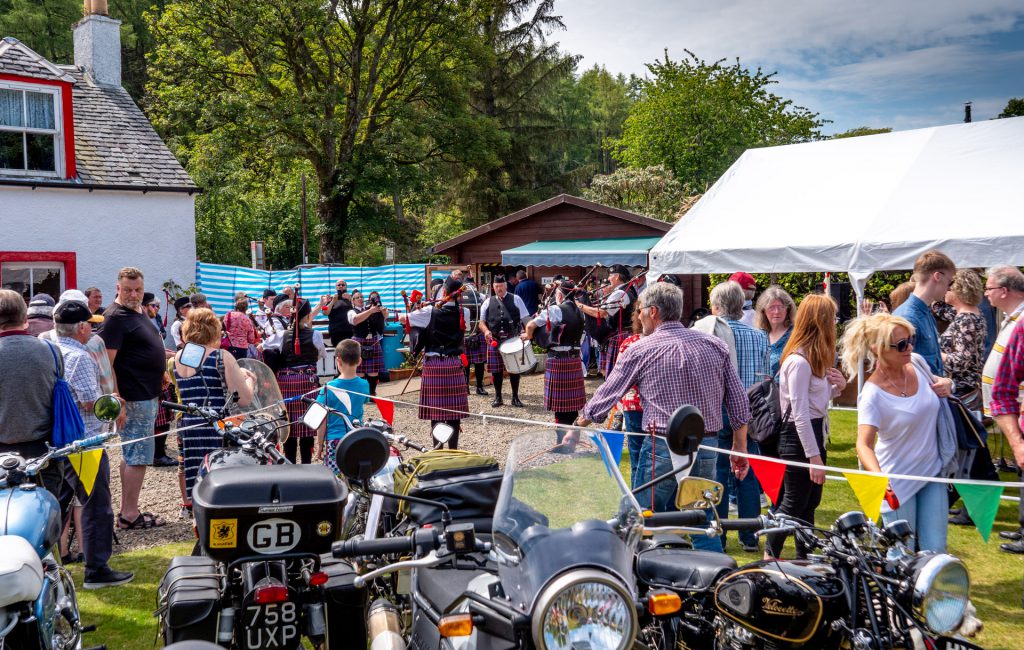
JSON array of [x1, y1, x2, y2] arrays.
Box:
[[624, 411, 645, 478], [633, 436, 676, 514], [715, 429, 762, 548], [689, 436, 724, 552], [882, 480, 948, 553]]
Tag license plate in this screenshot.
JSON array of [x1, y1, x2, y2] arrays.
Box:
[[935, 638, 985, 650], [242, 602, 300, 650]]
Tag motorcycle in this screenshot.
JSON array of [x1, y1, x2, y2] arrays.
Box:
[[154, 356, 365, 650], [0, 393, 122, 650]]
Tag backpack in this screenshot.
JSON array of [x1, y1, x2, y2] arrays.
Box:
[[746, 377, 790, 444]]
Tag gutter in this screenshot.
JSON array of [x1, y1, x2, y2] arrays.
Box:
[[0, 178, 202, 195]]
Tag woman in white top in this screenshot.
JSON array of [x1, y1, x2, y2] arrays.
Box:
[[841, 313, 953, 552], [766, 294, 846, 559]]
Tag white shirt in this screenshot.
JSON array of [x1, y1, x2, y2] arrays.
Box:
[[404, 305, 471, 356], [480, 294, 530, 324], [531, 304, 578, 351], [602, 285, 631, 317], [858, 365, 943, 511], [170, 319, 184, 349]]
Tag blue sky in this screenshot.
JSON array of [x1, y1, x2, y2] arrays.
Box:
[[554, 0, 1024, 135]]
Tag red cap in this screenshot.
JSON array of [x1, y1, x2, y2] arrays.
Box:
[[729, 272, 756, 290]]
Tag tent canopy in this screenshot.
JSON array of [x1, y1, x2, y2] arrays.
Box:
[[502, 237, 661, 267], [648, 117, 1024, 294]]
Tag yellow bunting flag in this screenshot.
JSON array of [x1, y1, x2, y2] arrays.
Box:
[[843, 472, 889, 522], [67, 449, 103, 497]]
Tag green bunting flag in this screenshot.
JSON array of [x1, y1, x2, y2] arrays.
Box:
[[956, 482, 1003, 542]]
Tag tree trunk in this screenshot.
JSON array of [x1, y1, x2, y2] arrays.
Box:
[[316, 174, 352, 263]]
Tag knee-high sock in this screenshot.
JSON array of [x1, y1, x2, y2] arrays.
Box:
[[492, 374, 504, 399], [509, 374, 521, 400], [367, 376, 378, 396], [474, 363, 486, 388]]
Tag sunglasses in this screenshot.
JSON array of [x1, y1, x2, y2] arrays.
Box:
[[888, 335, 916, 353]]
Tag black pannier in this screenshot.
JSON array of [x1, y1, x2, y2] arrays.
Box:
[[158, 556, 221, 645]]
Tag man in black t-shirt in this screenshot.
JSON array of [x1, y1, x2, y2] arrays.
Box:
[[99, 267, 168, 530]]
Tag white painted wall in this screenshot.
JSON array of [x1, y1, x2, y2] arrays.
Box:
[[0, 186, 196, 300]]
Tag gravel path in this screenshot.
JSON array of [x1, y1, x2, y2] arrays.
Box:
[[102, 371, 607, 555]]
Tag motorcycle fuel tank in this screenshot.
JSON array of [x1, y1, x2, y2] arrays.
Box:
[[713, 560, 847, 647], [0, 486, 61, 560]]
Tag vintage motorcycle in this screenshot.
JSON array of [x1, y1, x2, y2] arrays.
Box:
[[0, 393, 122, 650], [155, 356, 365, 650]]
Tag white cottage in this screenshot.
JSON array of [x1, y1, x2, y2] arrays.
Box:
[[0, 1, 197, 304]]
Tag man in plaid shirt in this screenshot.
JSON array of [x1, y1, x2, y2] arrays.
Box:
[[577, 282, 750, 551], [990, 306, 1024, 554]]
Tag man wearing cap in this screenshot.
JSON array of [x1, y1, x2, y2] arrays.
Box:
[[52, 301, 135, 588], [729, 272, 758, 326], [142, 293, 167, 342], [479, 274, 532, 407], [576, 264, 637, 377], [253, 289, 277, 330], [521, 280, 587, 447], [433, 268, 465, 300], [26, 293, 56, 336]]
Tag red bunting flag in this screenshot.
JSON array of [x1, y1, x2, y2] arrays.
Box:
[[748, 456, 787, 506], [373, 397, 394, 425]]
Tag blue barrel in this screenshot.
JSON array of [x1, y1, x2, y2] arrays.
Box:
[[381, 322, 406, 373]]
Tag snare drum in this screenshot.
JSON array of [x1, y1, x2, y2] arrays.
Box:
[[498, 337, 538, 374]]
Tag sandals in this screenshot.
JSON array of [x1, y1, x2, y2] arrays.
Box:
[[117, 512, 167, 530]]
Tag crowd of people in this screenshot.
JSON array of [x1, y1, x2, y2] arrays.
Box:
[[3, 251, 1024, 591]]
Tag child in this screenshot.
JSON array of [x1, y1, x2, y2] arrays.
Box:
[[315, 339, 370, 475]]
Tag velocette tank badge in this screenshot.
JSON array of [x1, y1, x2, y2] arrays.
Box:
[[316, 521, 332, 537], [761, 597, 802, 617]]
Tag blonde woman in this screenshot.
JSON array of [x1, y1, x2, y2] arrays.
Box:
[[841, 313, 953, 552]]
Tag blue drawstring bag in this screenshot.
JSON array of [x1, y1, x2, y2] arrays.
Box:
[[46, 342, 85, 446]]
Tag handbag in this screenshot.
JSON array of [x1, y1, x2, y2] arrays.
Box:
[[746, 376, 789, 443], [46, 342, 85, 446], [946, 394, 987, 450]]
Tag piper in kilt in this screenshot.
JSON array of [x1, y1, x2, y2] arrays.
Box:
[[522, 280, 587, 447], [479, 274, 531, 408], [348, 290, 388, 396], [400, 277, 472, 448], [276, 298, 326, 464], [576, 264, 638, 377]]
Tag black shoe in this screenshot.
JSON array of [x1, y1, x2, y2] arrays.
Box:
[[152, 455, 177, 467], [61, 552, 84, 564], [491, 397, 503, 407], [511, 397, 524, 408], [476, 386, 489, 396], [949, 510, 974, 526], [999, 540, 1024, 554], [84, 567, 134, 589], [999, 530, 1023, 541]]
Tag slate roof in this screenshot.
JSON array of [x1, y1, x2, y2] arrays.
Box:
[[0, 37, 74, 82]]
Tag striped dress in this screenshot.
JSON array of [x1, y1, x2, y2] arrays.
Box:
[[174, 350, 227, 502]]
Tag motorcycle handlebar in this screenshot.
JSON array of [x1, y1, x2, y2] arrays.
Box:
[[333, 529, 440, 559], [720, 517, 765, 532], [644, 510, 708, 527], [161, 400, 191, 413], [264, 444, 288, 465]]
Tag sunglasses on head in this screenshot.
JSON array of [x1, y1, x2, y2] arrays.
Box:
[[888, 335, 916, 353]]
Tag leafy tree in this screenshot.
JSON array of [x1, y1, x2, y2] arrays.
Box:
[[149, 0, 488, 263], [0, 0, 80, 63], [581, 165, 684, 221], [830, 126, 892, 139], [575, 65, 633, 174], [998, 98, 1024, 118], [614, 50, 825, 188]]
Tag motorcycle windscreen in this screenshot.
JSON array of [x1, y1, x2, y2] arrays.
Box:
[[233, 358, 289, 444], [491, 430, 643, 609]]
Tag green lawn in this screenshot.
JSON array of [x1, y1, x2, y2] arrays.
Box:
[[71, 410, 1023, 649]]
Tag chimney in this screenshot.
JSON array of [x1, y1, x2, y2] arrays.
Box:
[[74, 0, 121, 87]]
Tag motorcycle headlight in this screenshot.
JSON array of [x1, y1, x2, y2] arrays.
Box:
[[911, 554, 970, 635], [532, 569, 636, 650]]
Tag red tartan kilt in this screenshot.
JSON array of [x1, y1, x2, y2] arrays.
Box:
[[544, 355, 586, 412], [600, 332, 629, 377], [486, 334, 513, 375], [155, 385, 176, 429], [418, 355, 468, 421], [465, 333, 486, 364], [276, 365, 320, 438], [352, 336, 384, 375]]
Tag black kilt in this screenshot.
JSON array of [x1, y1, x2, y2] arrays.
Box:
[[352, 336, 384, 375], [464, 332, 486, 364], [543, 354, 586, 412], [418, 355, 468, 421], [601, 331, 630, 377], [486, 333, 514, 375], [276, 365, 320, 438]]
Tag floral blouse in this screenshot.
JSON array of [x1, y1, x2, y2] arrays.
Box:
[[932, 303, 987, 393]]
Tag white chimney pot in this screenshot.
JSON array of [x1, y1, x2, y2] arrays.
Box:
[[74, 12, 122, 87]]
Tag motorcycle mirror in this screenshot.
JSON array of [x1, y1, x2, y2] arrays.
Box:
[[431, 423, 454, 445], [665, 405, 704, 457], [335, 427, 390, 481], [94, 394, 121, 422], [178, 342, 206, 370], [675, 477, 724, 510], [302, 402, 329, 431]]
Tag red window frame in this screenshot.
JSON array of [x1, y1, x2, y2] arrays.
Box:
[[0, 251, 77, 291], [0, 73, 76, 179]]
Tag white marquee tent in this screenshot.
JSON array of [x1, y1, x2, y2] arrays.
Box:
[[648, 117, 1024, 300]]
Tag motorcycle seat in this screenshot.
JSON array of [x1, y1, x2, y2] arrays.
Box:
[[415, 561, 491, 613], [0, 535, 45, 608], [636, 548, 737, 592]]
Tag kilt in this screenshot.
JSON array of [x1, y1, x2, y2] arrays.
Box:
[[418, 355, 469, 422], [154, 384, 177, 429], [601, 331, 630, 377], [486, 334, 514, 375], [464, 332, 486, 365], [353, 336, 384, 375], [543, 354, 586, 412], [276, 365, 320, 438]]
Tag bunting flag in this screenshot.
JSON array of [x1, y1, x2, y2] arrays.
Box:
[[843, 472, 889, 522], [956, 483, 1003, 542], [748, 456, 786, 505], [594, 433, 619, 478], [373, 397, 395, 426], [67, 449, 103, 497], [600, 430, 624, 468], [326, 385, 352, 413]]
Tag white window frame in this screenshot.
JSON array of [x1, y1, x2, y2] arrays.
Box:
[[0, 261, 66, 300], [0, 80, 64, 178]]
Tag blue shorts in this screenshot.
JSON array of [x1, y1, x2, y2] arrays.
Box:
[[121, 398, 158, 466]]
